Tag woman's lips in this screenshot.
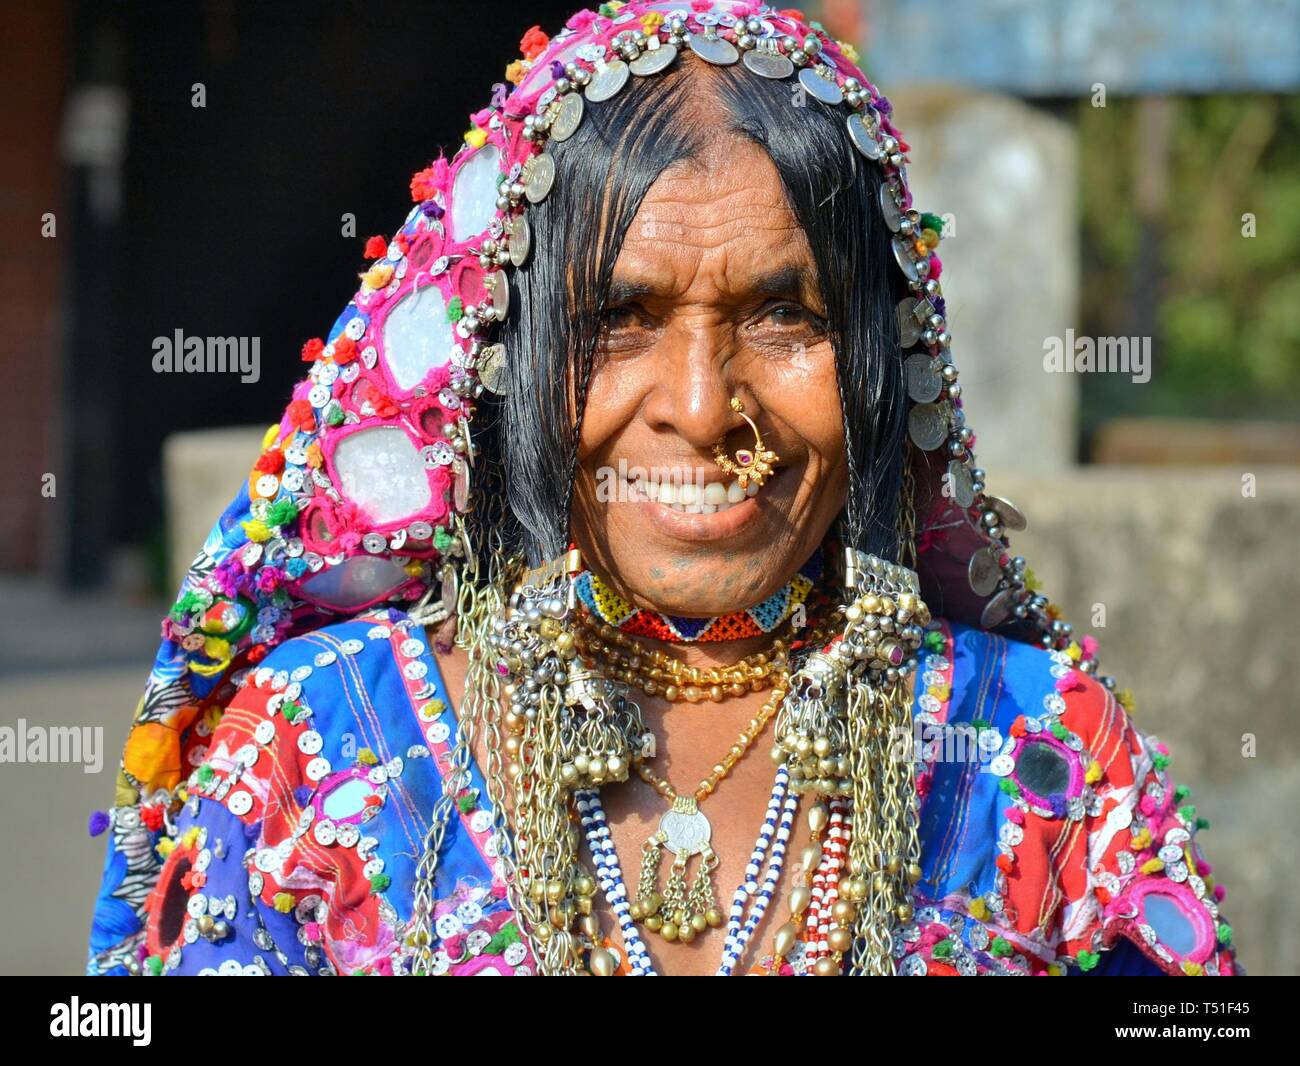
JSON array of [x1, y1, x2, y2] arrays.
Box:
[[635, 466, 791, 543]]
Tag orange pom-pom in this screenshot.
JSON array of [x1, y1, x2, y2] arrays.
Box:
[[364, 235, 388, 259]]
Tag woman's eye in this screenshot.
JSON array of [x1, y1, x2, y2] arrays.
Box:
[[600, 305, 642, 331], [757, 302, 825, 331]]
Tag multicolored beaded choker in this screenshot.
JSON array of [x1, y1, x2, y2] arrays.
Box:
[[574, 549, 824, 643]]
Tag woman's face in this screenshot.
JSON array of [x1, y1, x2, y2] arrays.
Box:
[[570, 134, 849, 618]]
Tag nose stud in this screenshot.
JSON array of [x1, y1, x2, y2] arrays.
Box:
[[713, 397, 780, 491]]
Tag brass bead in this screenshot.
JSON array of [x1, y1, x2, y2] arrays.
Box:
[[807, 802, 830, 833], [814, 956, 843, 976], [661, 921, 679, 941], [773, 921, 800, 957], [589, 946, 616, 976], [895, 901, 914, 922], [828, 926, 853, 953], [789, 886, 812, 915]]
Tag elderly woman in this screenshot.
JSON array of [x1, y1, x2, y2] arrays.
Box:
[[87, 1, 1238, 977]]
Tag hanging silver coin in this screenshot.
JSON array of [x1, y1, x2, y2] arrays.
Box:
[[879, 183, 904, 232], [522, 153, 555, 204], [980, 587, 1018, 629], [799, 66, 843, 104], [550, 91, 584, 142], [660, 800, 711, 857], [907, 401, 949, 451], [453, 456, 472, 513], [629, 41, 678, 75], [985, 494, 1028, 531], [585, 58, 630, 102], [742, 48, 794, 79], [687, 32, 740, 65], [896, 297, 921, 347], [905, 352, 943, 403], [968, 545, 1002, 597], [892, 237, 920, 282], [485, 270, 509, 319], [947, 458, 976, 509], [846, 113, 882, 160], [476, 343, 509, 395], [506, 215, 531, 267]]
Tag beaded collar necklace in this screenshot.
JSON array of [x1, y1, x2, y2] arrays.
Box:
[[575, 548, 824, 643]]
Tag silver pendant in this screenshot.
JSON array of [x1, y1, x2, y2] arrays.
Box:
[[947, 458, 976, 509], [892, 236, 920, 281], [505, 215, 531, 267], [475, 343, 508, 395], [847, 112, 882, 160], [985, 494, 1028, 531], [659, 796, 711, 857], [895, 296, 921, 347], [879, 183, 904, 232], [967, 545, 1002, 597]]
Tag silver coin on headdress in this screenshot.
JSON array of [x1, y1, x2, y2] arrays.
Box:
[[846, 113, 882, 160], [506, 215, 531, 267], [523, 153, 555, 204], [967, 545, 1003, 597], [907, 401, 949, 451], [947, 458, 976, 509], [984, 494, 1028, 531], [905, 352, 943, 404], [629, 41, 678, 75], [687, 32, 740, 65], [980, 587, 1018, 629], [550, 91, 584, 142], [742, 48, 794, 79], [476, 343, 509, 395], [585, 58, 630, 102], [892, 237, 920, 282], [799, 66, 843, 105], [895, 297, 921, 347], [879, 183, 904, 232], [485, 270, 509, 319]]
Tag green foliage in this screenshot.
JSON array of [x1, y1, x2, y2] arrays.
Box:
[[1077, 93, 1300, 427]]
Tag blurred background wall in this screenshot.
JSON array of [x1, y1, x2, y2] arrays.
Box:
[[1, 0, 1297, 974]]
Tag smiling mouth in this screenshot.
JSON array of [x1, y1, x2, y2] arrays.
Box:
[[619, 469, 782, 513]]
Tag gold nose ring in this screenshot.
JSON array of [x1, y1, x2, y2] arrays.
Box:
[[712, 397, 780, 491]]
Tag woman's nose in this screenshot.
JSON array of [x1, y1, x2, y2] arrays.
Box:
[[642, 322, 739, 451]]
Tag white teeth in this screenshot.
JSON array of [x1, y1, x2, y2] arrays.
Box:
[[659, 482, 678, 504], [701, 503, 717, 514], [646, 480, 660, 500], [726, 481, 745, 503], [703, 482, 727, 505], [745, 480, 760, 498], [678, 482, 700, 505]]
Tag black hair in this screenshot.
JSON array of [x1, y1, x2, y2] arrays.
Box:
[[480, 54, 907, 567]]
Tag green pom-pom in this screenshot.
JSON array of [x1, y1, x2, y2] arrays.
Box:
[[1075, 949, 1100, 971], [456, 788, 480, 814], [923, 629, 946, 652], [170, 590, 203, 622], [998, 778, 1021, 798], [485, 920, 522, 956], [325, 404, 346, 427], [1175, 784, 1191, 802], [446, 297, 464, 323], [282, 699, 303, 724], [196, 764, 215, 785], [1153, 753, 1171, 771], [1196, 817, 1211, 830], [932, 938, 955, 959], [369, 873, 392, 894], [434, 526, 455, 551], [1178, 804, 1197, 823], [920, 212, 946, 235], [989, 936, 1013, 958], [265, 498, 300, 528], [1217, 922, 1233, 945], [145, 954, 164, 976]]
